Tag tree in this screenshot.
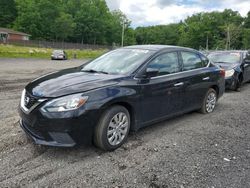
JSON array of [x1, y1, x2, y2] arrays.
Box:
[[14, 0, 61, 40], [135, 24, 180, 45], [74, 0, 112, 44], [52, 13, 76, 41], [177, 9, 245, 50], [243, 29, 250, 49], [105, 10, 132, 46], [0, 0, 17, 27], [244, 11, 250, 28], [5, 1, 249, 49]]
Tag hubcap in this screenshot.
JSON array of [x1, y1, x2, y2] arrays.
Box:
[[206, 92, 216, 113], [107, 112, 129, 146]]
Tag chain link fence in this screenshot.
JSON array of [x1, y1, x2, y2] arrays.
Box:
[[3, 39, 112, 50]]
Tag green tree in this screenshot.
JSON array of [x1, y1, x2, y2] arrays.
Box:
[[242, 29, 250, 49], [105, 10, 133, 46], [0, 0, 17, 27], [177, 9, 244, 50], [74, 0, 112, 44], [244, 11, 250, 28], [14, 0, 61, 40], [52, 13, 76, 41], [135, 24, 180, 45]]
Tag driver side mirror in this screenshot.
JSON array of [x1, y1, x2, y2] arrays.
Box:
[[144, 68, 159, 78]]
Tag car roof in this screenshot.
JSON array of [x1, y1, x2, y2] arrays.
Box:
[[123, 45, 196, 52]]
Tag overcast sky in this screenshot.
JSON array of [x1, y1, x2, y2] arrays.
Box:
[[105, 0, 250, 27]]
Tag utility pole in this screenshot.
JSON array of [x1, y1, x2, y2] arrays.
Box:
[[121, 20, 125, 47], [226, 26, 230, 50], [206, 33, 209, 51]]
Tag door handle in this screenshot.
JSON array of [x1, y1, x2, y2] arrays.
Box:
[[174, 82, 184, 87], [202, 77, 210, 81]]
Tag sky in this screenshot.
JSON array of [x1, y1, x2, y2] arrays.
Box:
[[105, 0, 250, 27]]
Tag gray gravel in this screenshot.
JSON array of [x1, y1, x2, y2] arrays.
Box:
[[0, 58, 250, 188]]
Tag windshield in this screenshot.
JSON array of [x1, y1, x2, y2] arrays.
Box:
[[208, 52, 241, 64], [81, 48, 154, 75], [53, 50, 63, 54]]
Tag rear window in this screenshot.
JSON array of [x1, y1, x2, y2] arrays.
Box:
[[208, 52, 241, 64], [53, 50, 63, 54]]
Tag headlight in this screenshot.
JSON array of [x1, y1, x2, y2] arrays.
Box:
[[225, 69, 235, 78], [41, 94, 88, 112]]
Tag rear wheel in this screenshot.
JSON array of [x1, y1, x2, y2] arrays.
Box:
[[94, 105, 130, 151], [200, 88, 217, 114]]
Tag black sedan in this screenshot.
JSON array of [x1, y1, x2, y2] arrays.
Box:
[[19, 45, 225, 151], [207, 51, 250, 91]]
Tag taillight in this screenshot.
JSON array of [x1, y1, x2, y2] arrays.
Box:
[[220, 69, 225, 77]]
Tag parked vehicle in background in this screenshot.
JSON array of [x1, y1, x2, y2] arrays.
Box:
[[207, 51, 250, 91], [19, 45, 225, 151], [51, 50, 67, 60]]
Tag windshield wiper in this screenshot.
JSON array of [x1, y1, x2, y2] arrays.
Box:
[[213, 61, 230, 64], [82, 69, 109, 74]]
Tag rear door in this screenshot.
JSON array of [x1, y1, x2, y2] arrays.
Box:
[[179, 51, 212, 111], [139, 51, 185, 123]]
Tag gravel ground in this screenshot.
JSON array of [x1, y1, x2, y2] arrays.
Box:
[[0, 58, 249, 188]]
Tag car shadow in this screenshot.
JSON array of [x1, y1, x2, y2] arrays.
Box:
[[30, 110, 201, 162]]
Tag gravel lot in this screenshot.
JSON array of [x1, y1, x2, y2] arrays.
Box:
[[0, 58, 249, 188]]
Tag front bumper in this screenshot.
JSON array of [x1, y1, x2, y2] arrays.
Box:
[[20, 119, 76, 147], [18, 105, 100, 147]]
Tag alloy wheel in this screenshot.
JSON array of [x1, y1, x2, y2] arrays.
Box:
[[206, 92, 217, 113], [107, 112, 129, 146]]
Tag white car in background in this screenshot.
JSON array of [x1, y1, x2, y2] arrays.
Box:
[[51, 50, 67, 60]]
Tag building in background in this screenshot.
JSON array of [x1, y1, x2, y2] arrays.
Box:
[[0, 28, 30, 43]]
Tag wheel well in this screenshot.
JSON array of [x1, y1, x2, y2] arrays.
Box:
[[211, 85, 219, 96], [107, 102, 136, 131]]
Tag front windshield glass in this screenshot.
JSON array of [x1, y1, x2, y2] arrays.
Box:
[[82, 48, 154, 75], [208, 52, 241, 64]]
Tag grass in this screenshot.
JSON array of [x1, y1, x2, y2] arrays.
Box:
[[0, 44, 108, 59]]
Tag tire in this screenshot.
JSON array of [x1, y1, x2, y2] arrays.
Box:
[[94, 105, 130, 151], [200, 88, 217, 114]]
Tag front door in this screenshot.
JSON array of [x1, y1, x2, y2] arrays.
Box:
[[139, 51, 186, 123]]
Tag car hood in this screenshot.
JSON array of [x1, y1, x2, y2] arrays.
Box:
[[213, 62, 238, 70], [26, 67, 122, 98]]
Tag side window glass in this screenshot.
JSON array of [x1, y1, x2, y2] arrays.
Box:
[[181, 52, 203, 71], [147, 52, 180, 77]]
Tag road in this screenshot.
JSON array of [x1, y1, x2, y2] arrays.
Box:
[[0, 58, 249, 188]]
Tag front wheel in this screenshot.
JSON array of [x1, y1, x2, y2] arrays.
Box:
[[200, 88, 217, 114], [94, 105, 130, 151]]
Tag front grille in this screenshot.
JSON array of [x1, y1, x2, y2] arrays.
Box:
[[24, 91, 38, 109], [22, 120, 44, 139]]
